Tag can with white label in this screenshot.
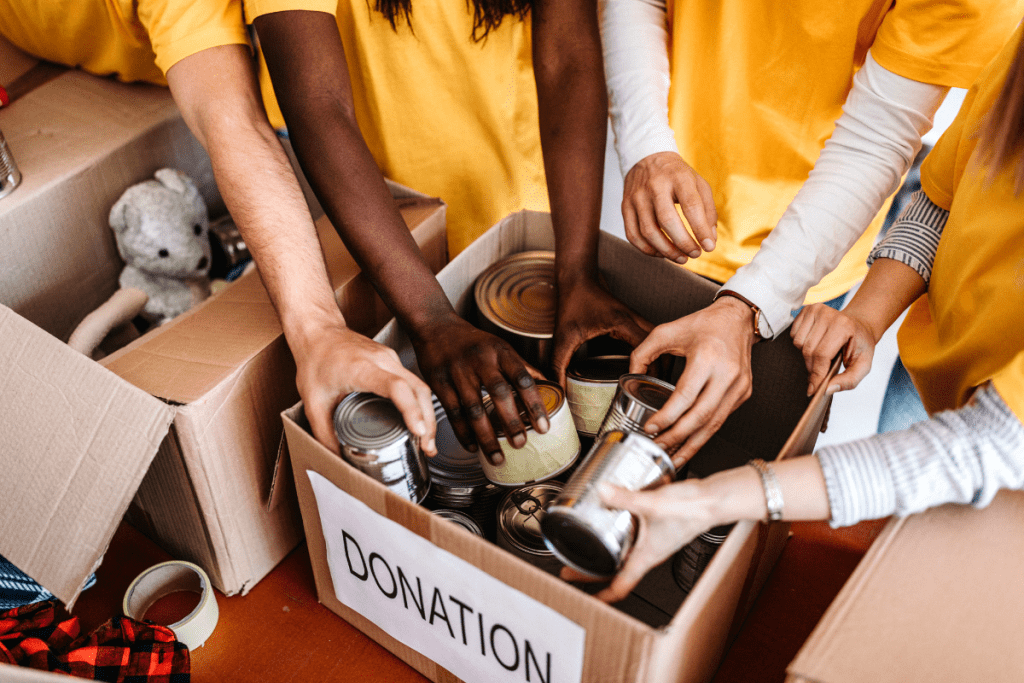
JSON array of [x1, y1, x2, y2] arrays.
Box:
[[432, 509, 485, 537], [333, 392, 430, 504], [541, 430, 674, 577], [474, 251, 556, 369], [481, 380, 580, 486], [566, 355, 631, 437], [496, 483, 565, 575]]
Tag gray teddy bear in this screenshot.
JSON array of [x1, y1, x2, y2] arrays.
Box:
[[110, 167, 212, 324]]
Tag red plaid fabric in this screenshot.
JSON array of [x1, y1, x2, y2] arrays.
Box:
[[0, 601, 189, 681]]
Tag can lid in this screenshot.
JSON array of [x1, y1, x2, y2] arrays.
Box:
[[432, 509, 485, 536], [474, 251, 556, 339], [619, 374, 675, 412], [334, 393, 408, 450], [566, 355, 631, 383], [498, 483, 563, 552], [483, 380, 563, 437]]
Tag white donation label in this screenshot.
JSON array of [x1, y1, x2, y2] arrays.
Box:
[[308, 471, 586, 683]]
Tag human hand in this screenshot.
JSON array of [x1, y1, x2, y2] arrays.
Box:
[[411, 315, 549, 465], [621, 152, 718, 263], [293, 321, 437, 457], [551, 275, 653, 385], [629, 297, 757, 465], [559, 481, 714, 602], [791, 304, 876, 396]]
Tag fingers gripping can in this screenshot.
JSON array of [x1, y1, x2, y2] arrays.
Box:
[[541, 430, 674, 577], [565, 355, 631, 438], [496, 483, 565, 575], [333, 392, 431, 504], [481, 380, 580, 486], [596, 374, 679, 455]]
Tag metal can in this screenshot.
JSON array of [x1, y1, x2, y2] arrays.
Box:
[[541, 430, 674, 577], [481, 380, 580, 487], [426, 398, 503, 534], [496, 483, 565, 575], [596, 374, 678, 456], [473, 251, 555, 369], [0, 128, 22, 200], [333, 392, 430, 504], [671, 524, 735, 595], [566, 355, 631, 437], [432, 509, 485, 537]]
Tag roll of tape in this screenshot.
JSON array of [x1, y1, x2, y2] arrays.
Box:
[[123, 561, 219, 650]]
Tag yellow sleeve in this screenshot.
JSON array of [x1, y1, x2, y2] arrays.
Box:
[[138, 0, 251, 75], [243, 0, 339, 22], [919, 109, 964, 210], [872, 0, 1024, 87], [992, 351, 1024, 426]]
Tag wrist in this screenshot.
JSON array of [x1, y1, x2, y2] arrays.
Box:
[[281, 304, 350, 353], [711, 295, 761, 343], [698, 466, 770, 526], [405, 307, 467, 346]]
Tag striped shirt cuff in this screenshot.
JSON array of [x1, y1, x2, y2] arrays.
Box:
[[867, 189, 947, 285], [817, 384, 1024, 527]]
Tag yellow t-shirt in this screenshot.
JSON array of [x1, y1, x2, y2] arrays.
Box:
[[665, 0, 1023, 302], [902, 25, 1024, 422], [0, 0, 249, 85], [245, 0, 546, 256]]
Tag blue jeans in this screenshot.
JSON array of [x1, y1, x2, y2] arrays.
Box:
[[878, 356, 929, 433]]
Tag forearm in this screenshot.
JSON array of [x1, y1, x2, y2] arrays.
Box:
[[256, 11, 459, 341], [166, 45, 345, 346], [726, 53, 947, 337], [867, 189, 947, 286], [818, 383, 1024, 527], [600, 0, 677, 177], [533, 0, 606, 284]]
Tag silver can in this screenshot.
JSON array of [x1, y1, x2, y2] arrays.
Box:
[[333, 392, 430, 504], [496, 483, 565, 575], [671, 524, 734, 594], [473, 251, 555, 369], [432, 509, 485, 537], [541, 430, 674, 577], [481, 380, 580, 486], [566, 355, 631, 437], [0, 128, 22, 200], [596, 374, 679, 455]]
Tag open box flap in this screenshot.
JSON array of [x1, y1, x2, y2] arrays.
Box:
[[0, 305, 175, 609]]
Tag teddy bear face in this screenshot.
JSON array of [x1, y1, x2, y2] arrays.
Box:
[[109, 169, 211, 281]]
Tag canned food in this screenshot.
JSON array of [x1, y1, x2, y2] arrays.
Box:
[[671, 524, 734, 594], [474, 251, 555, 369], [481, 380, 580, 486], [0, 129, 22, 200], [432, 509, 485, 537], [333, 392, 430, 504], [426, 398, 503, 534], [541, 430, 673, 578], [566, 355, 631, 437], [596, 374, 678, 455], [496, 483, 565, 575]]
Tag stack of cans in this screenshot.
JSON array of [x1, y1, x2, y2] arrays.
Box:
[[426, 398, 503, 534], [474, 250, 556, 369], [565, 355, 631, 438], [432, 509, 486, 537], [671, 524, 735, 594]]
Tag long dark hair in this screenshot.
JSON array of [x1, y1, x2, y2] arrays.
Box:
[[373, 0, 532, 40], [979, 30, 1024, 193]]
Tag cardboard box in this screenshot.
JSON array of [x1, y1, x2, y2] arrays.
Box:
[[284, 210, 834, 683], [786, 490, 1024, 683], [0, 41, 221, 343], [0, 66, 448, 606]]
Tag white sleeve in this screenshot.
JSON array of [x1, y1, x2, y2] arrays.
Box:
[[816, 384, 1024, 528], [600, 0, 679, 178], [724, 53, 948, 338]]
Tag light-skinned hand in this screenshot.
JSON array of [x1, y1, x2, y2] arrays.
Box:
[[791, 304, 876, 396]]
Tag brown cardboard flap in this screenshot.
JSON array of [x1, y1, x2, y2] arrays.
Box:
[[0, 305, 174, 608], [788, 491, 1024, 683], [0, 34, 39, 87]]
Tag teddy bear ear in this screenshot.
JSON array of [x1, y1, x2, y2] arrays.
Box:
[[154, 168, 191, 194], [109, 192, 132, 233]]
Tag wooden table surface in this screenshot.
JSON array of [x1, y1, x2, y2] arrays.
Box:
[[69, 517, 886, 683]]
